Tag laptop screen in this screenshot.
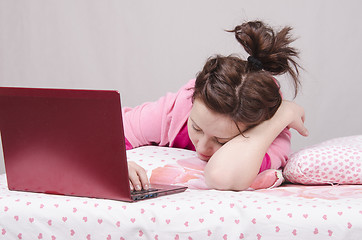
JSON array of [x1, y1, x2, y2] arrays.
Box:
[[0, 87, 132, 201]]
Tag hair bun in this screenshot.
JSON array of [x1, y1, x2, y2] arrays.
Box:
[[229, 20, 301, 96], [247, 56, 263, 70]]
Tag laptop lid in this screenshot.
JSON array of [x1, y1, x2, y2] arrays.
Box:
[[0, 86, 186, 202]]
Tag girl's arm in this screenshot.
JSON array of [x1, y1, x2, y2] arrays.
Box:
[[204, 100, 309, 191], [124, 80, 195, 191]]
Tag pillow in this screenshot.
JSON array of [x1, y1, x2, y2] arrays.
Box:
[[127, 146, 285, 190], [283, 135, 362, 185]]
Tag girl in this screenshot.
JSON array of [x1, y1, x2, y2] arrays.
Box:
[[123, 20, 308, 191]]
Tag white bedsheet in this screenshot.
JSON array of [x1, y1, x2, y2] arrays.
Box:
[[1, 146, 362, 240]]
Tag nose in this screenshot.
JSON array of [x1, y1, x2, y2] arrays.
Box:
[[196, 135, 214, 154]]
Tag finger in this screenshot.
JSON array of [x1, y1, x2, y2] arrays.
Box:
[[301, 112, 306, 123], [129, 180, 134, 191], [128, 161, 144, 191], [137, 168, 150, 190], [300, 110, 308, 135], [297, 121, 309, 137], [128, 170, 142, 191], [128, 161, 150, 190], [300, 127, 309, 137]]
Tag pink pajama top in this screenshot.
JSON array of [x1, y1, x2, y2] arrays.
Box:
[[122, 79, 291, 173]]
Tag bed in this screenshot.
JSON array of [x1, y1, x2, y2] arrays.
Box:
[[1, 135, 362, 240]]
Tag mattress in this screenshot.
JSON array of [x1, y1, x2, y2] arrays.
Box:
[[0, 146, 362, 240]]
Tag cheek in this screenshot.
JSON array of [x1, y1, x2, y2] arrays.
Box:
[[187, 128, 198, 146], [187, 121, 196, 144]]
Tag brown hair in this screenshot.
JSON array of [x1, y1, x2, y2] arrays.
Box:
[[192, 20, 301, 129]]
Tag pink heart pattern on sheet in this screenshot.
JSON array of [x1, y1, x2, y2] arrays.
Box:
[[0, 146, 361, 239]]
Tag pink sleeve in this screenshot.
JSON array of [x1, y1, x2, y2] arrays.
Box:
[[122, 80, 194, 149], [122, 94, 173, 148], [267, 127, 292, 169]]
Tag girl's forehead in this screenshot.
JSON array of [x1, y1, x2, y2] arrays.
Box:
[[190, 99, 246, 138]]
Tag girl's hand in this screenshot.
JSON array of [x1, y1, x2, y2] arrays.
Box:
[[204, 100, 308, 191], [128, 161, 149, 191], [278, 100, 309, 137]]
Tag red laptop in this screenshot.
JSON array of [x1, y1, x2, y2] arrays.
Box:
[[0, 87, 187, 202]]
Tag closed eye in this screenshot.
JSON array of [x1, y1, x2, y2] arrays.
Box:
[[215, 135, 238, 146], [215, 138, 228, 146], [192, 124, 202, 132]]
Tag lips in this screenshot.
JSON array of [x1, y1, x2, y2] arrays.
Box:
[[197, 152, 211, 161]]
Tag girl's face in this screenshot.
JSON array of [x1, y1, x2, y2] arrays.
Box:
[[187, 98, 247, 161]]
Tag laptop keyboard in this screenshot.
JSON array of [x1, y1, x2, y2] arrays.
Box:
[[131, 187, 159, 195], [131, 188, 160, 201]]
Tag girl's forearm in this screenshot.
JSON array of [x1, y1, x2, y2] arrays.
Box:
[[204, 101, 307, 190], [204, 117, 288, 190]]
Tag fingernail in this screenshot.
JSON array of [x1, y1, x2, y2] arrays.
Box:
[[135, 185, 141, 191], [144, 184, 149, 190]]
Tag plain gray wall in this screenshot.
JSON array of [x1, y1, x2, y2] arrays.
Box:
[[1, 0, 362, 174]]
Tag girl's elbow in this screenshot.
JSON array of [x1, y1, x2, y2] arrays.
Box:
[[204, 168, 251, 191]]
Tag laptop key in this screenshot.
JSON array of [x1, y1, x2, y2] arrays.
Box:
[[131, 188, 159, 195]]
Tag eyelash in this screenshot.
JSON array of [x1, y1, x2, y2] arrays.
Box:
[[216, 140, 227, 146], [192, 124, 202, 132], [192, 124, 227, 145]]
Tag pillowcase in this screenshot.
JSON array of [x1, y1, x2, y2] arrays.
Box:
[[127, 146, 285, 190], [283, 135, 362, 185]]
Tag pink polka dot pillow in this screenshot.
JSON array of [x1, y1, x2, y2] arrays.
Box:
[[283, 135, 362, 185]]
